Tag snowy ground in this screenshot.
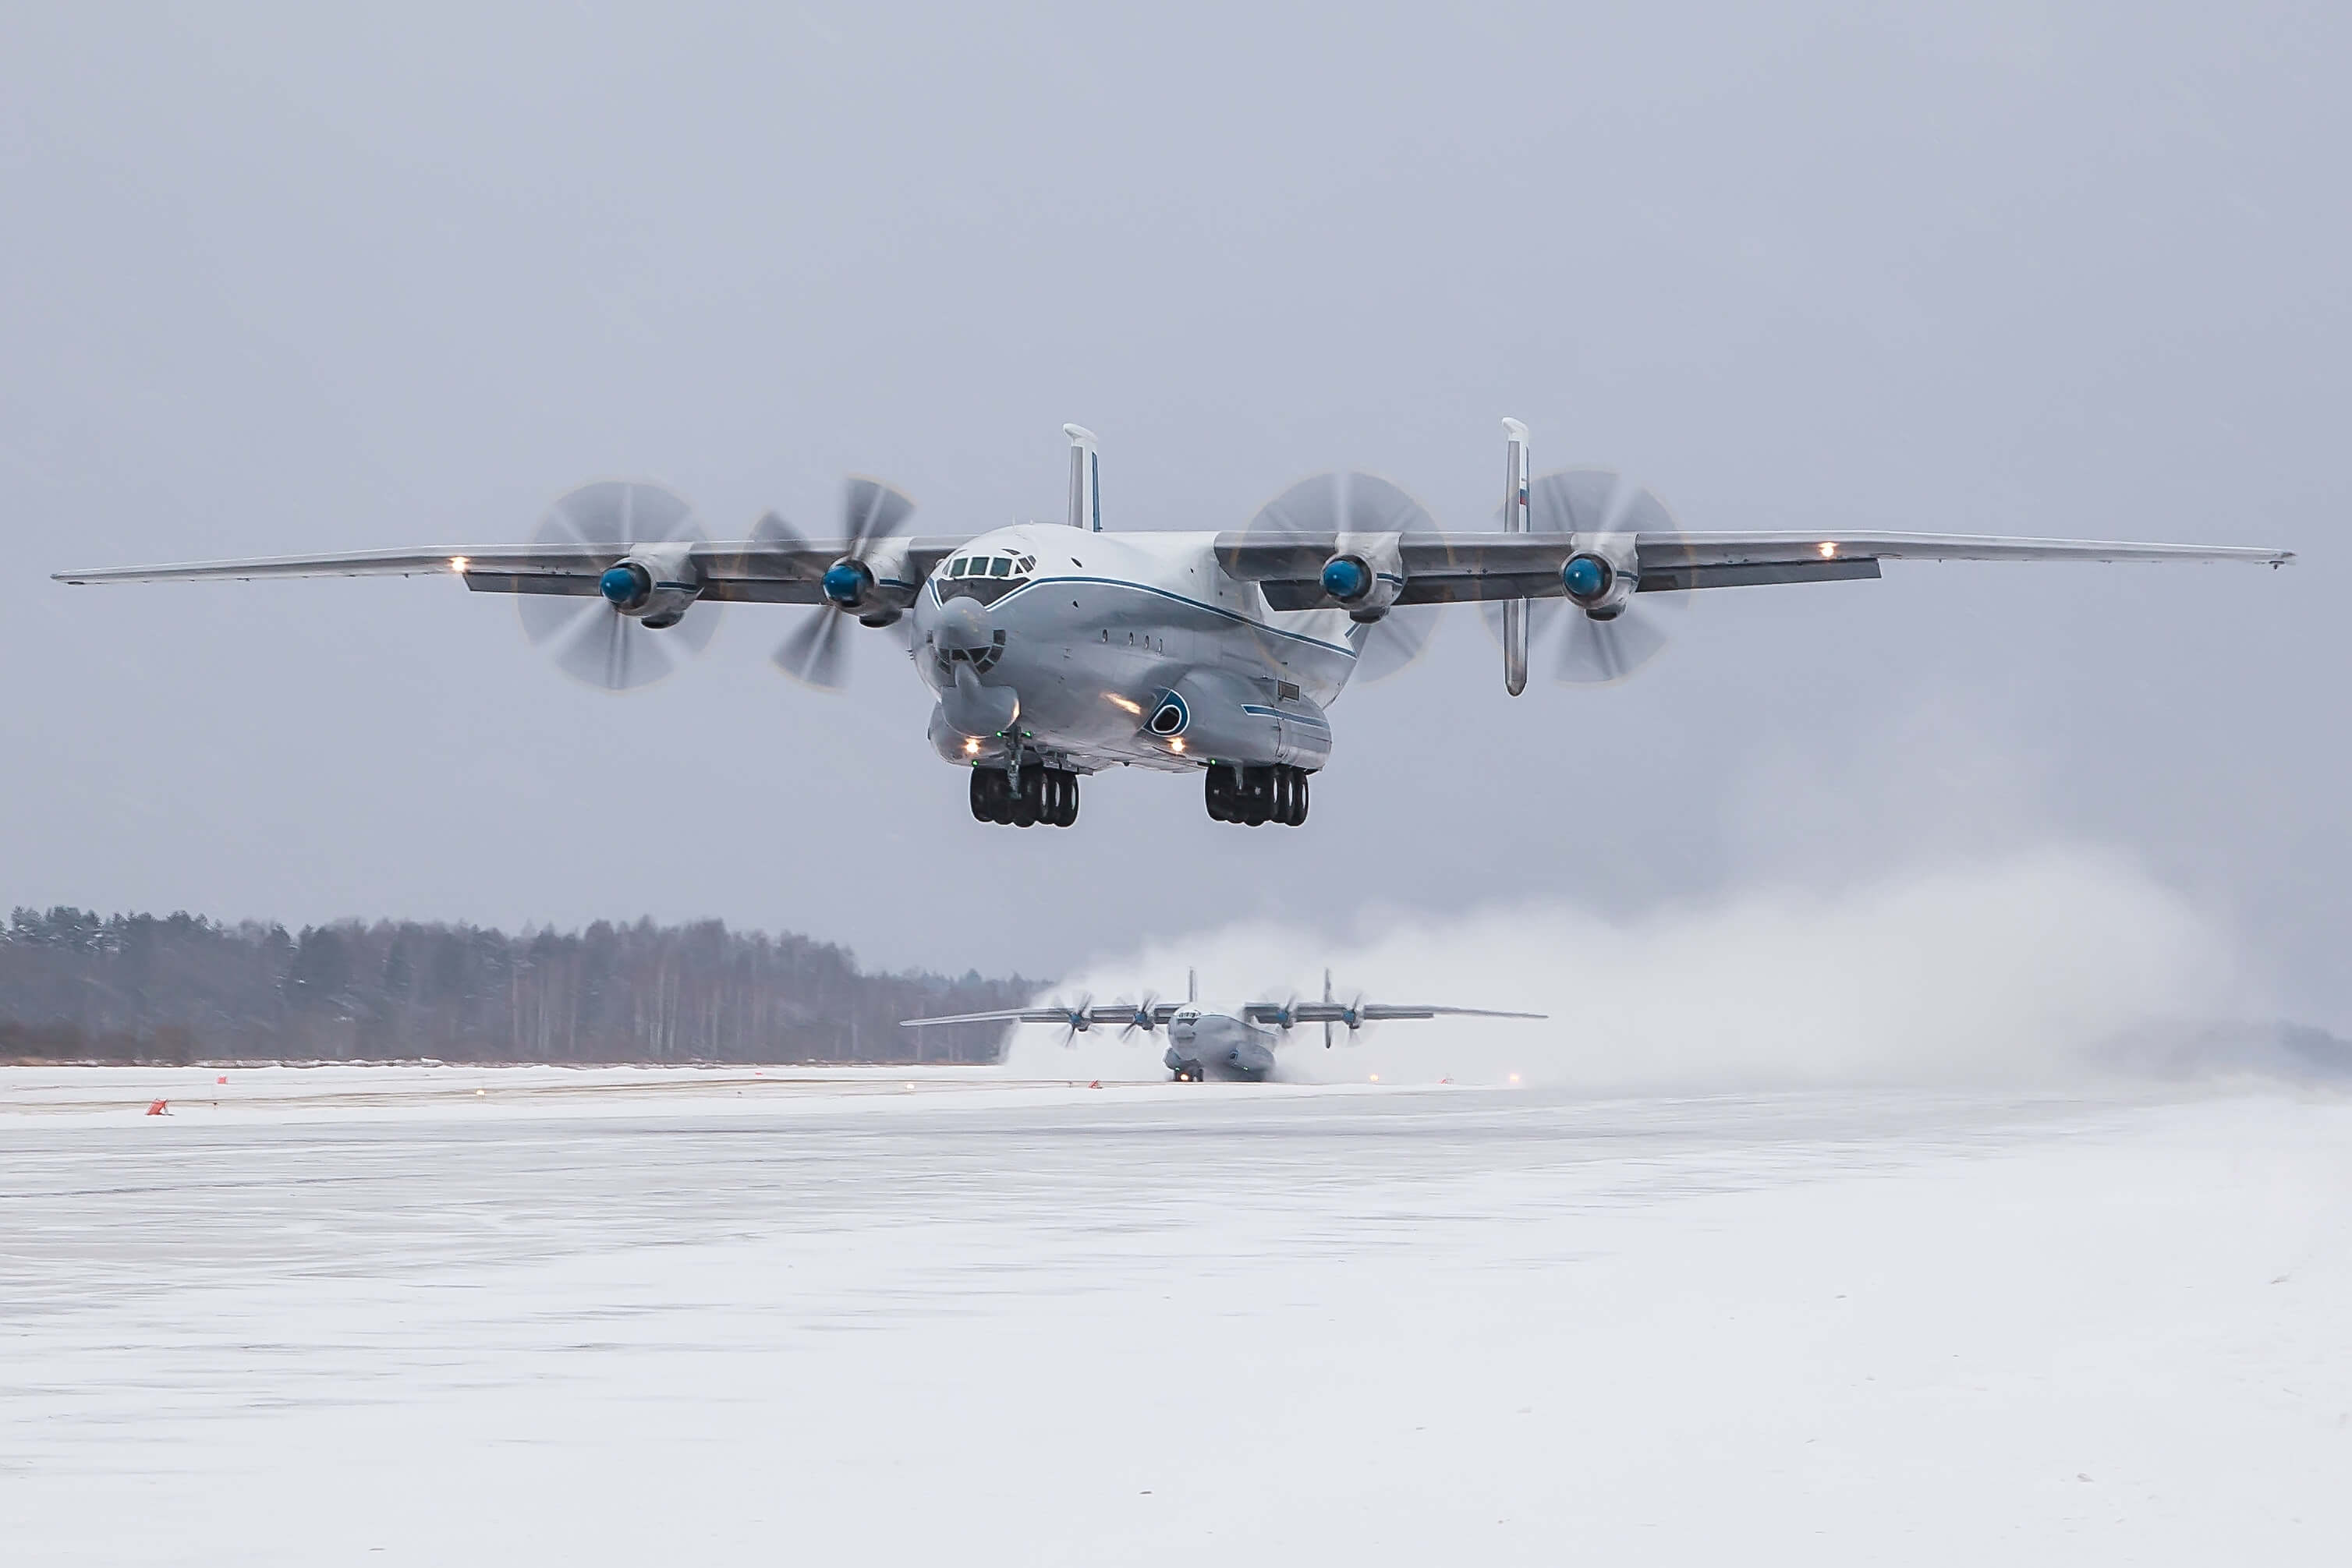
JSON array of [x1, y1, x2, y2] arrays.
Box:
[[3, 1064, 2347, 1564]]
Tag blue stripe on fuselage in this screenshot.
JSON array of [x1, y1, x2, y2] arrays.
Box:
[[1241, 704, 1330, 729]]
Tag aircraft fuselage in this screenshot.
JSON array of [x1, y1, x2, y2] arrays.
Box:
[[907, 525, 1351, 781], [1159, 1005, 1280, 1082]]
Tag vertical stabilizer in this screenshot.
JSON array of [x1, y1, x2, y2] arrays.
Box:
[[1500, 417, 1531, 696], [1063, 424, 1101, 531]]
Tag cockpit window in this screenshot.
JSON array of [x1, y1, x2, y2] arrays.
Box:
[[937, 552, 1039, 601]]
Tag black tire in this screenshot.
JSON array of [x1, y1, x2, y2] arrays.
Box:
[[972, 767, 1012, 824], [1291, 770, 1310, 825], [1241, 766, 1271, 826], [1011, 769, 1042, 827], [1057, 772, 1080, 826], [1204, 763, 1234, 822]]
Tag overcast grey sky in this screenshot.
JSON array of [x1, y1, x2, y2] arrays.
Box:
[[3, 3, 2344, 1021]]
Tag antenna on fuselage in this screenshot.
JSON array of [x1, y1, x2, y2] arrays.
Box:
[[1063, 424, 1100, 532], [1187, 967, 1197, 1003]]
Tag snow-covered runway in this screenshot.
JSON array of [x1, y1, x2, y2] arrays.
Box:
[[3, 1067, 2347, 1564]]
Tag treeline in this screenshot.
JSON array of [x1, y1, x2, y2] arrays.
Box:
[[0, 907, 1033, 1066]]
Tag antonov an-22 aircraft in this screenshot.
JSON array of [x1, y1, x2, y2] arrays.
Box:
[[56, 419, 2291, 828], [902, 969, 1543, 1082]]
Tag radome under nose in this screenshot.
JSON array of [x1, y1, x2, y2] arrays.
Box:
[[933, 594, 994, 653]]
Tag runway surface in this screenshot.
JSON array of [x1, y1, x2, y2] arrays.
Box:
[[3, 1065, 2347, 1564]]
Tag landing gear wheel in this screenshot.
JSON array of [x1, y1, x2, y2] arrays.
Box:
[[1051, 770, 1080, 826], [1288, 768, 1310, 825], [1241, 765, 1272, 826], [970, 767, 1013, 824], [1010, 768, 1043, 827], [1204, 763, 1238, 822]]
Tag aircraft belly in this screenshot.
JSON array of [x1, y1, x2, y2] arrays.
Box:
[[916, 569, 1349, 773], [1162, 1021, 1277, 1082]]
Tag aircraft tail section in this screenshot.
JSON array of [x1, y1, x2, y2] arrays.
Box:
[[1500, 416, 1531, 696], [1064, 423, 1101, 531]]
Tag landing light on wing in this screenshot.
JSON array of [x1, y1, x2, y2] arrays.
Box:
[[962, 736, 981, 756], [1169, 737, 1186, 754], [1817, 541, 1838, 559], [1105, 692, 1143, 716], [449, 555, 469, 574]]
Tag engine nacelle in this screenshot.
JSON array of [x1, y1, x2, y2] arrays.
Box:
[[1560, 532, 1641, 621], [597, 543, 702, 628], [822, 539, 913, 626], [1321, 532, 1406, 621]]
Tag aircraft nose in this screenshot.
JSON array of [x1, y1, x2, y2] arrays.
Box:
[[934, 594, 994, 653]]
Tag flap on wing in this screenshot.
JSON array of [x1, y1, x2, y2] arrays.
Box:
[[1638, 557, 1881, 591]]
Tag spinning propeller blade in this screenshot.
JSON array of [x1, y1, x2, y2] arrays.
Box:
[[1118, 994, 1160, 1037], [769, 476, 918, 692], [516, 480, 720, 693], [1481, 469, 1696, 687], [1243, 472, 1447, 684]]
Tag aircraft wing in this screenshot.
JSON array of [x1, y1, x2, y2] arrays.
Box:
[[898, 1007, 1078, 1028], [1217, 530, 2294, 609], [900, 1003, 1166, 1029], [54, 538, 965, 603], [1253, 1003, 1547, 1024]]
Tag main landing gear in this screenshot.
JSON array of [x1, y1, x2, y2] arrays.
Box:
[[1204, 763, 1310, 826], [970, 766, 1079, 828]]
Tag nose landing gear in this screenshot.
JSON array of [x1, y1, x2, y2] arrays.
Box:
[[1203, 763, 1309, 826], [970, 766, 1079, 827]]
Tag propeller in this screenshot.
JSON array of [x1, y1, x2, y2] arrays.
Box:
[[1323, 968, 1370, 1048], [1482, 469, 1695, 686], [1052, 994, 1094, 1047], [762, 476, 919, 692], [516, 480, 721, 692], [1244, 472, 1447, 683], [1118, 995, 1162, 1039]]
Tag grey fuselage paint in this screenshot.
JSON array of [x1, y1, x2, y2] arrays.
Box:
[[910, 524, 1356, 777]]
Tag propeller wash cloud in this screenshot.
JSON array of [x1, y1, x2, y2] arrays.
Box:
[[1001, 848, 2250, 1088]]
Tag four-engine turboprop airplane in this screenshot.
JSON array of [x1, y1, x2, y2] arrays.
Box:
[[901, 969, 1543, 1082], [55, 419, 2293, 829]]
